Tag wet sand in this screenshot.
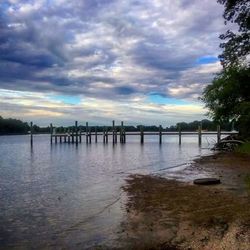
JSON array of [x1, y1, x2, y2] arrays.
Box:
[[116, 152, 250, 249]]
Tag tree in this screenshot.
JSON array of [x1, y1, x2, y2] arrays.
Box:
[[218, 0, 250, 67], [201, 66, 250, 137], [201, 1, 250, 137]]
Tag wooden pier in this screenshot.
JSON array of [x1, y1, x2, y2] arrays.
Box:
[[38, 120, 238, 146]]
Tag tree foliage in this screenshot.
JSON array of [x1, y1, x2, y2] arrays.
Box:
[[201, 66, 250, 136], [218, 0, 250, 67], [201, 1, 250, 138], [0, 116, 30, 134]]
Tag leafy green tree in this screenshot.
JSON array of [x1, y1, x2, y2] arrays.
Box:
[[201, 66, 250, 137], [201, 1, 250, 138], [218, 0, 250, 67]]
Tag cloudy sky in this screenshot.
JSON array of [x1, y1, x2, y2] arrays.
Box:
[[0, 0, 227, 126]]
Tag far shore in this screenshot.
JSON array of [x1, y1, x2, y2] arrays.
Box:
[[0, 132, 50, 136]]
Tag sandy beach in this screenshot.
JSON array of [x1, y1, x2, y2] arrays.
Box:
[[115, 152, 250, 249]]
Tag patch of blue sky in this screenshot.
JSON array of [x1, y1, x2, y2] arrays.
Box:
[[147, 94, 189, 105], [49, 95, 81, 105], [0, 2, 11, 10], [197, 56, 218, 64]]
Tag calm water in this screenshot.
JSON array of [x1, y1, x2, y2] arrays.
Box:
[[0, 134, 218, 249]]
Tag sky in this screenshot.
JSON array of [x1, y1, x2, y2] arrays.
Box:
[[0, 0, 228, 127]]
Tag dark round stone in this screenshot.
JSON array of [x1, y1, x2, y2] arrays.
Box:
[[193, 178, 221, 185]]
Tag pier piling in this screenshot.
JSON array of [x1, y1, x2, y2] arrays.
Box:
[[86, 122, 89, 143], [95, 126, 97, 143], [198, 124, 202, 146], [112, 120, 115, 144], [178, 125, 181, 145], [75, 121, 78, 145], [140, 126, 144, 144], [159, 125, 162, 144], [30, 122, 33, 146], [50, 123, 53, 144], [217, 125, 221, 143]]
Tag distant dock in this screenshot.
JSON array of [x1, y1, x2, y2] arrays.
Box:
[[29, 121, 238, 146]]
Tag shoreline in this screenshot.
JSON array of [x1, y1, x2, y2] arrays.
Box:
[[113, 151, 250, 249]]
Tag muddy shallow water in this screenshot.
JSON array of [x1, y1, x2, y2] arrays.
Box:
[[0, 134, 232, 249]]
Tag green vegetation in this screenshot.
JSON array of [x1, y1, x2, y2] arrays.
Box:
[[237, 142, 250, 155], [201, 0, 250, 138], [201, 66, 250, 137], [218, 0, 250, 68], [0, 116, 30, 134], [244, 175, 250, 191], [0, 116, 50, 135]]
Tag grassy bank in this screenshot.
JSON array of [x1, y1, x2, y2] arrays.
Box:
[[237, 142, 250, 155]]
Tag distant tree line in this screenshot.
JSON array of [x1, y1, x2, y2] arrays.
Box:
[[0, 116, 50, 134], [168, 119, 233, 132], [0, 116, 30, 134], [0, 116, 234, 135]]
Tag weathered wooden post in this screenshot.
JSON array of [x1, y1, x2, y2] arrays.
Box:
[[120, 121, 124, 143], [178, 125, 181, 145], [123, 126, 126, 143], [71, 128, 74, 143], [159, 125, 162, 144], [67, 129, 70, 144], [55, 128, 58, 144], [79, 128, 82, 143], [140, 126, 144, 144], [115, 126, 118, 143], [50, 123, 53, 144], [75, 121, 78, 145], [198, 124, 202, 146], [89, 126, 92, 143], [95, 126, 97, 143], [64, 128, 66, 143], [217, 125, 221, 143], [59, 135, 62, 143], [112, 120, 115, 143], [30, 122, 33, 146], [86, 122, 89, 143], [103, 127, 105, 143], [106, 127, 109, 143]]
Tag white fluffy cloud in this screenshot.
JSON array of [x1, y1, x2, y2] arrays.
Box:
[[0, 0, 227, 125]]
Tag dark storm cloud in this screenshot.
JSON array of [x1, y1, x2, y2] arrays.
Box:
[[0, 0, 227, 100]]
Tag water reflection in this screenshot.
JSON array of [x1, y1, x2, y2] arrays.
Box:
[[0, 134, 216, 248]]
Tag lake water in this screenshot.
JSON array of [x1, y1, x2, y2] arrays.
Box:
[[0, 134, 219, 249]]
